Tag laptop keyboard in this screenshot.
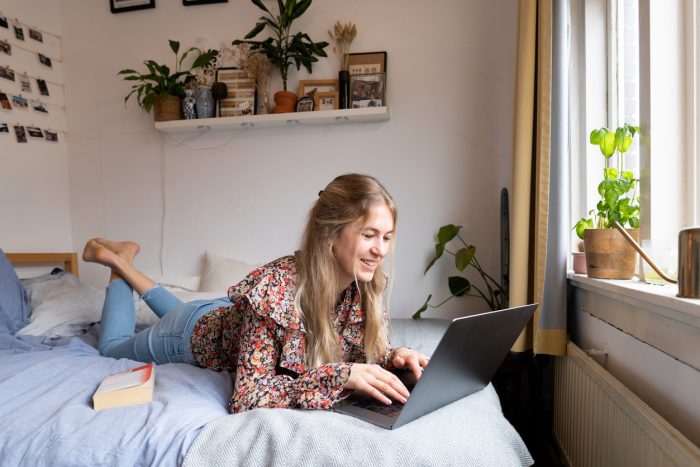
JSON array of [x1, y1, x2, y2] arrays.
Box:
[[351, 398, 404, 416]]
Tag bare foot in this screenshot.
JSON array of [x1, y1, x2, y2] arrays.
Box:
[[82, 238, 121, 268], [93, 238, 140, 265]]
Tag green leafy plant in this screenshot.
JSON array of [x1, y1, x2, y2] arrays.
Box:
[[413, 224, 508, 319], [574, 123, 641, 239], [118, 40, 217, 112], [233, 0, 328, 91]]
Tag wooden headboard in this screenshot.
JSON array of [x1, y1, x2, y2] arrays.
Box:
[[6, 253, 79, 277]]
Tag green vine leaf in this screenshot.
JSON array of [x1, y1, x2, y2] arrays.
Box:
[[455, 246, 476, 272]]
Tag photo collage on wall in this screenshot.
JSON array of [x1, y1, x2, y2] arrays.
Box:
[[0, 11, 59, 143]]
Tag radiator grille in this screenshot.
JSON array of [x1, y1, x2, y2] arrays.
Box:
[[554, 342, 700, 467]]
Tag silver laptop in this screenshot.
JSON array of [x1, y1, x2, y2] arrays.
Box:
[[333, 303, 537, 429]]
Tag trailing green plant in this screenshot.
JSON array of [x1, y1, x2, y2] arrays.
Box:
[[118, 40, 218, 112], [574, 123, 641, 239], [413, 224, 508, 319], [233, 0, 328, 91]]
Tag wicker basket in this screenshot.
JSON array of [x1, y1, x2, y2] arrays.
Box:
[[153, 95, 182, 122]]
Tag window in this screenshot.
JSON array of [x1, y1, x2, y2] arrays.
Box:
[[571, 0, 697, 276]]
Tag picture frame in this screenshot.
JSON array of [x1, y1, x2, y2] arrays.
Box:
[[297, 79, 338, 98], [315, 91, 338, 111], [215, 67, 256, 117], [347, 51, 387, 76], [110, 0, 155, 14], [349, 73, 386, 108], [183, 0, 227, 5]]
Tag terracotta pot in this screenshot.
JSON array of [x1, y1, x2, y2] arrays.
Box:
[[272, 90, 298, 114], [153, 95, 182, 122], [571, 252, 587, 274], [584, 228, 639, 279]]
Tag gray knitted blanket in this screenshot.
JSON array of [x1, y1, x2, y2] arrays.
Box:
[[182, 383, 533, 467]]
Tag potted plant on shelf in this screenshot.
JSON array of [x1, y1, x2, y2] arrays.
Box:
[[233, 0, 328, 113], [573, 123, 641, 279], [118, 40, 217, 122], [413, 224, 508, 319]]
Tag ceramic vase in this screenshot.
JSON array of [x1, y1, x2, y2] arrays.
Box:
[[195, 86, 215, 119], [182, 89, 197, 119], [271, 90, 298, 114]]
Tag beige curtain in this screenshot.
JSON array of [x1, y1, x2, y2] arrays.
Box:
[[510, 0, 568, 356]]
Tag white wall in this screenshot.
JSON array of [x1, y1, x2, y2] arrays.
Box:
[[53, 0, 513, 319], [0, 1, 72, 252]]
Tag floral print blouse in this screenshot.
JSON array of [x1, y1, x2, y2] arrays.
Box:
[[189, 255, 394, 414]]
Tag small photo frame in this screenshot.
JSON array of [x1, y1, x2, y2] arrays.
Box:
[[19, 73, 31, 93], [14, 125, 27, 143], [315, 91, 338, 111], [215, 67, 256, 117], [12, 95, 28, 110], [32, 100, 48, 113], [38, 53, 52, 68], [0, 123, 8, 133], [26, 125, 44, 139], [37, 78, 49, 96], [0, 15, 8, 29], [347, 52, 387, 76], [28, 28, 43, 43], [183, 0, 227, 5], [0, 39, 10, 56], [44, 130, 58, 142], [110, 0, 155, 14], [298, 79, 338, 98], [0, 92, 11, 110], [350, 73, 385, 108], [14, 24, 24, 41], [0, 65, 15, 82]]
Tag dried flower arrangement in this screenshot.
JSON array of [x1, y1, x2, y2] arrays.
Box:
[[328, 21, 357, 71], [191, 48, 220, 87]]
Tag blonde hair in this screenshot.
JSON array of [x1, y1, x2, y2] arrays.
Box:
[[296, 173, 397, 368]]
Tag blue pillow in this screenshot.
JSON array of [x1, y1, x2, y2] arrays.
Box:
[[0, 249, 32, 334]]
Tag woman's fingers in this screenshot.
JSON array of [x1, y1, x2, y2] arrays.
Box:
[[346, 363, 411, 405]]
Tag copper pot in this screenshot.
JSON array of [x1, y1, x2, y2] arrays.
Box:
[[678, 227, 700, 299]]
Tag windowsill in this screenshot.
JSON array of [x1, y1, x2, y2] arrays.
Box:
[[567, 272, 700, 371], [568, 273, 700, 327]]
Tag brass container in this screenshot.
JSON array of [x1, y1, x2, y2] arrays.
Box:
[[678, 227, 700, 299]]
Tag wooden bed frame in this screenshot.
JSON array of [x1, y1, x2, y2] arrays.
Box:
[[6, 253, 79, 277]]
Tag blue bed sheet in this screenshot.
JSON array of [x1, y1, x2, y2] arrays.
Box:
[[0, 334, 231, 466]]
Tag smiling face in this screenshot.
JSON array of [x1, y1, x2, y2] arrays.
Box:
[[333, 202, 395, 291]]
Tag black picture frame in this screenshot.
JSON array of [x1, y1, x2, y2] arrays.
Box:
[[347, 51, 387, 76], [183, 0, 227, 5], [110, 0, 155, 14]]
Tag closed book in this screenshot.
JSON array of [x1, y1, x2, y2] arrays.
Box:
[[93, 363, 154, 410]]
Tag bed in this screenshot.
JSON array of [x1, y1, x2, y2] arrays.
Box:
[[0, 250, 533, 466]]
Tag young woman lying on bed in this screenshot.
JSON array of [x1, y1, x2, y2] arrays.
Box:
[[83, 173, 429, 414]]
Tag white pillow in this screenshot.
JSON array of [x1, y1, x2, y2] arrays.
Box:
[[198, 251, 258, 293], [19, 275, 104, 337]]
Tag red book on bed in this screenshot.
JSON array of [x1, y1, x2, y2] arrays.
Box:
[[92, 363, 154, 410]]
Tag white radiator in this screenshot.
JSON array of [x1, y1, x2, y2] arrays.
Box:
[[554, 342, 700, 467]]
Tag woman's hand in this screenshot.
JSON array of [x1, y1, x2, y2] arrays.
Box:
[[345, 364, 409, 405], [391, 347, 429, 381]]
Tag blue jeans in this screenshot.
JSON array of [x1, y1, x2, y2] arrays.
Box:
[[98, 279, 230, 365]]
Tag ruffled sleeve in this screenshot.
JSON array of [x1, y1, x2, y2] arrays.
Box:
[[229, 305, 351, 413]]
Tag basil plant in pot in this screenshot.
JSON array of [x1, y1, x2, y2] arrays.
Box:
[[118, 40, 217, 122], [413, 224, 508, 319], [573, 123, 641, 279], [233, 0, 328, 113]]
